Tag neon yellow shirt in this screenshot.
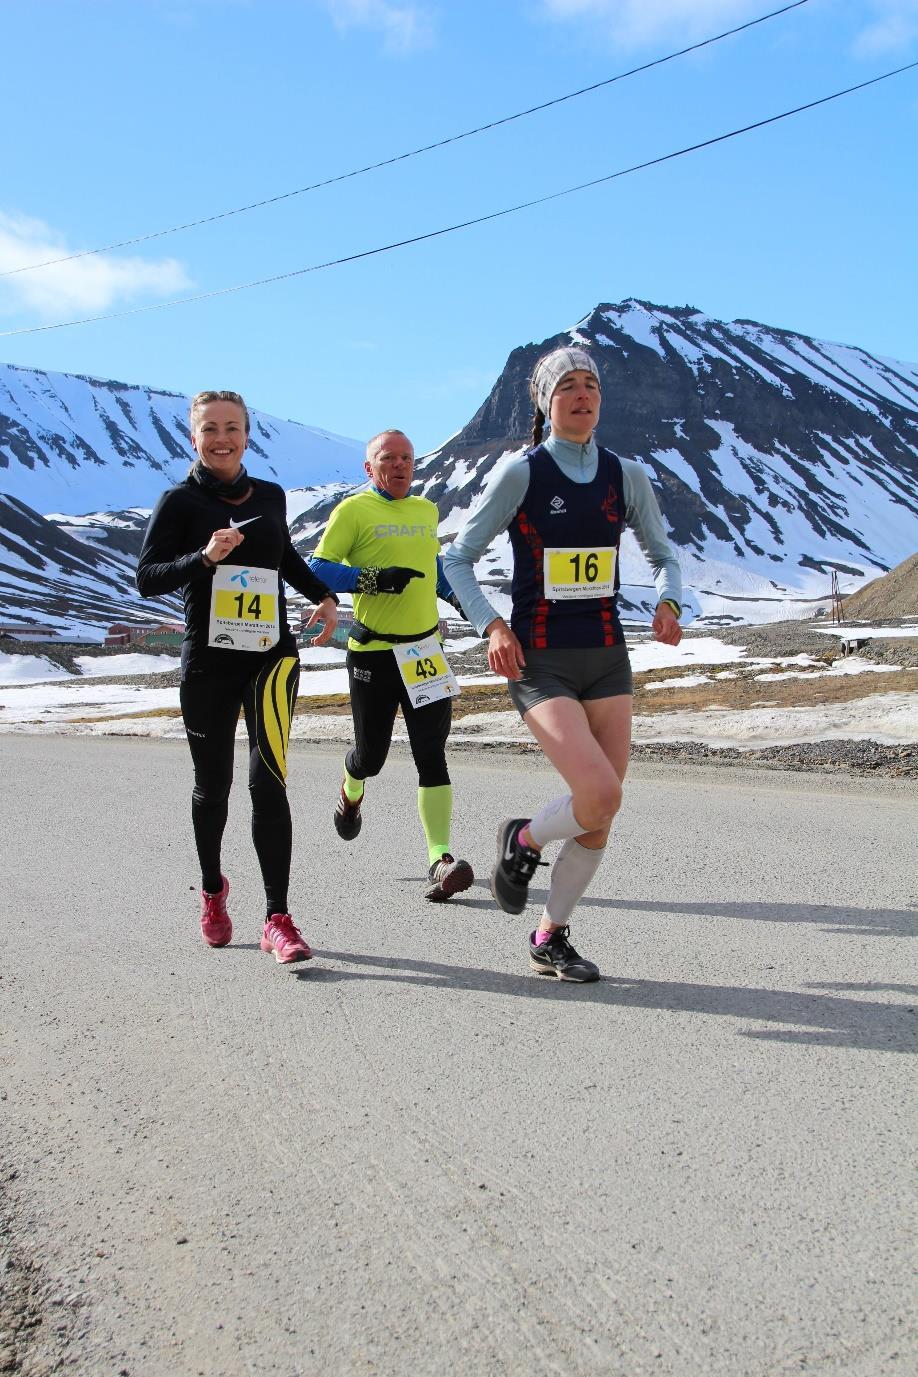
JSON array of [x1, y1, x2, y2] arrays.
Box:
[[314, 489, 442, 651]]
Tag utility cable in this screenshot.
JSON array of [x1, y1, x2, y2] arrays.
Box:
[[2, 59, 913, 339], [0, 0, 813, 278]]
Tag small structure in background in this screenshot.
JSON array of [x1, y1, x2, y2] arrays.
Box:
[[298, 606, 354, 650], [839, 633, 871, 657], [0, 623, 63, 643], [105, 622, 184, 649], [831, 571, 843, 625]]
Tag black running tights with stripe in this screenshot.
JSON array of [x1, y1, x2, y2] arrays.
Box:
[[179, 654, 300, 916]]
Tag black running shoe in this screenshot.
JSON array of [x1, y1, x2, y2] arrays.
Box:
[[490, 817, 544, 914], [426, 853, 474, 902], [334, 784, 363, 841], [529, 927, 600, 982]]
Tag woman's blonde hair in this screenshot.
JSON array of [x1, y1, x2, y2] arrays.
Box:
[[189, 390, 250, 435]]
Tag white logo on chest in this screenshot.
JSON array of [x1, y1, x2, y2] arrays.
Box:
[[549, 496, 567, 515]]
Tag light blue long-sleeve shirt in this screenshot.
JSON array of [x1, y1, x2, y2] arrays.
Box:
[[441, 436, 683, 637]]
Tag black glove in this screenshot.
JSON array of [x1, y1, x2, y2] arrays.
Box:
[[356, 565, 423, 596]]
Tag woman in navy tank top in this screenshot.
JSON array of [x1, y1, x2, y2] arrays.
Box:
[[442, 348, 683, 981]]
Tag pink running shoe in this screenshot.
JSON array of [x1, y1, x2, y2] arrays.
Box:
[[261, 914, 312, 965], [201, 875, 232, 947]]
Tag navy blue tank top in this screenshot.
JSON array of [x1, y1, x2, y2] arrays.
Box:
[[508, 445, 626, 650]]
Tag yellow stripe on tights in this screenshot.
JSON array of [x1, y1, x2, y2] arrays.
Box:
[[258, 657, 296, 786]]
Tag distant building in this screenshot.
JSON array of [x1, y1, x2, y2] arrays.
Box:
[[299, 608, 355, 650], [105, 622, 184, 649], [0, 623, 63, 643]]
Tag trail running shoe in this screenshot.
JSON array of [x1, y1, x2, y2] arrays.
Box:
[[334, 783, 363, 841], [200, 875, 232, 948], [529, 927, 600, 982], [490, 818, 544, 915], [260, 914, 312, 965], [425, 853, 475, 903]]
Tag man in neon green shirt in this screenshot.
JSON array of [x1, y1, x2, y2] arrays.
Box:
[[309, 430, 474, 902]]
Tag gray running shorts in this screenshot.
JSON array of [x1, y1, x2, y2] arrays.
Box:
[[507, 644, 633, 717]]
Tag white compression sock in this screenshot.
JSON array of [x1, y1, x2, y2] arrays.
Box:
[[527, 794, 583, 848], [542, 837, 605, 928]]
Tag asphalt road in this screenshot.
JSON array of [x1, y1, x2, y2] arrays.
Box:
[[2, 736, 915, 1377]]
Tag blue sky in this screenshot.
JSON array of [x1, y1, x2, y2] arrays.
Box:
[[1, 0, 916, 457]]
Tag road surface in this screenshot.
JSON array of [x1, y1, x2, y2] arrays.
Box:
[[2, 736, 915, 1376]]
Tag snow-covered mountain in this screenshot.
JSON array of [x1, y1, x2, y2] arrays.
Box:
[[415, 301, 916, 623], [287, 302, 918, 624], [0, 362, 364, 513], [3, 302, 916, 636], [0, 494, 180, 639], [0, 364, 365, 638]]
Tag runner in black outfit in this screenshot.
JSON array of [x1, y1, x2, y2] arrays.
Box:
[[137, 390, 337, 964]]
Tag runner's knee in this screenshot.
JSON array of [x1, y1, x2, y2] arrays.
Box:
[[249, 776, 288, 815], [574, 773, 622, 832], [417, 758, 450, 788], [192, 773, 232, 810], [346, 745, 387, 780]]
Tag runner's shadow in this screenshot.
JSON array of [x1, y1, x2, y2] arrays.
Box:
[[462, 880, 916, 938], [299, 950, 917, 1055]]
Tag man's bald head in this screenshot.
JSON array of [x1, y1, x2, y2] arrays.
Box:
[[366, 429, 412, 463], [365, 430, 415, 500]]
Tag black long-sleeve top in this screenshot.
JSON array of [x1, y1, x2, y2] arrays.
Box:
[[136, 476, 332, 677]]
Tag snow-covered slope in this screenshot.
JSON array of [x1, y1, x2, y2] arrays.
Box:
[[0, 493, 180, 639], [3, 301, 916, 634], [0, 362, 364, 513]]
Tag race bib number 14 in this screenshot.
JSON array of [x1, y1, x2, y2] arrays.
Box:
[[543, 547, 616, 601], [393, 634, 460, 708], [208, 564, 280, 651]]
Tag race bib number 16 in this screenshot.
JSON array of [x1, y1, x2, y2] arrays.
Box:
[[543, 547, 615, 601]]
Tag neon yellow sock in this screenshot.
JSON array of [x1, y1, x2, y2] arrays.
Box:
[[343, 767, 364, 803], [418, 784, 452, 866]]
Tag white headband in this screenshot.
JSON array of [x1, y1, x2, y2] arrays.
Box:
[[529, 348, 600, 419]]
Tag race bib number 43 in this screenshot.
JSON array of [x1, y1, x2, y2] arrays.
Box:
[[208, 564, 280, 651], [543, 547, 616, 600], [393, 634, 460, 708]]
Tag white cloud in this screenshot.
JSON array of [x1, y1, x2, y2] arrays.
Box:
[[538, 0, 764, 50], [0, 212, 192, 318], [539, 0, 918, 55], [319, 0, 435, 54], [853, 0, 918, 56]]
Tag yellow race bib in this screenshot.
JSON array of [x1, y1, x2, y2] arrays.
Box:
[[543, 547, 615, 600]]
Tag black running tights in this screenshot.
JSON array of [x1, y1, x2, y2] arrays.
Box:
[[345, 648, 451, 786], [179, 655, 300, 915]]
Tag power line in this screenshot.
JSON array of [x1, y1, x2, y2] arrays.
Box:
[[2, 60, 913, 340], [0, 0, 814, 279]]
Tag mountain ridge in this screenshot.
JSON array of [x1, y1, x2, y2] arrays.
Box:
[[2, 299, 915, 635], [0, 361, 364, 513]]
